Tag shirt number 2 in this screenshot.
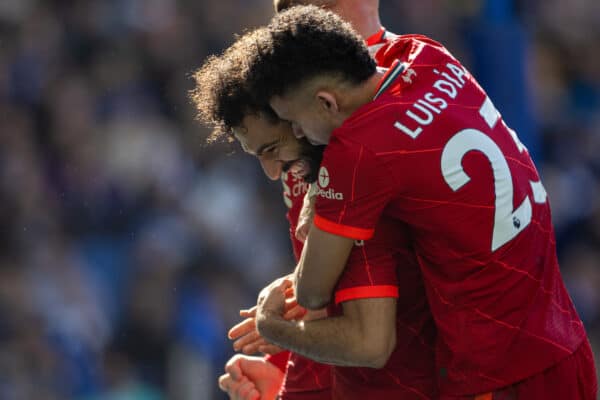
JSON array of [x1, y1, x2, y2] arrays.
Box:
[[441, 97, 547, 251]]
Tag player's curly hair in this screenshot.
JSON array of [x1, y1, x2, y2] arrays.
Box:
[[190, 27, 277, 143], [190, 6, 373, 142], [247, 5, 376, 104], [273, 0, 335, 13]]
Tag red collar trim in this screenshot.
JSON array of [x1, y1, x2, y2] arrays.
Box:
[[365, 27, 386, 47]]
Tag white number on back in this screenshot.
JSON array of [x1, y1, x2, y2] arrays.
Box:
[[441, 97, 546, 251]]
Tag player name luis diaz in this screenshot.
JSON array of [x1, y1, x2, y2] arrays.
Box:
[[394, 62, 468, 139]]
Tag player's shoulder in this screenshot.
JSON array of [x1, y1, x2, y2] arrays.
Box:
[[327, 108, 395, 158], [375, 33, 456, 69]]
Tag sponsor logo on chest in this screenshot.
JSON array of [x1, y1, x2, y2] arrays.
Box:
[[282, 172, 310, 208], [317, 166, 344, 200]]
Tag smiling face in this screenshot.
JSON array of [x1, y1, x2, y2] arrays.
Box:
[[233, 113, 324, 182]]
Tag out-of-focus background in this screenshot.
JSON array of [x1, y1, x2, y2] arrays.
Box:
[[0, 0, 598, 398]]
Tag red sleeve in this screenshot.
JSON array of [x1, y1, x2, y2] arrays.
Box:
[[334, 219, 404, 305], [314, 138, 393, 240], [265, 351, 290, 373]]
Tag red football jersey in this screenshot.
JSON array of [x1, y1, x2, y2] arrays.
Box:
[[283, 171, 311, 260], [313, 35, 587, 395], [281, 171, 332, 399], [276, 31, 438, 399], [265, 350, 291, 373], [328, 220, 437, 400]]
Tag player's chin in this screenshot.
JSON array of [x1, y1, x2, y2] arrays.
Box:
[[284, 159, 312, 181]]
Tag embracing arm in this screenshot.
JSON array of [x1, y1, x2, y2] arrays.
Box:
[[295, 224, 355, 309], [256, 280, 397, 368]]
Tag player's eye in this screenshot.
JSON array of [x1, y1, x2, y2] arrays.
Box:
[[259, 144, 278, 157], [266, 145, 279, 155]]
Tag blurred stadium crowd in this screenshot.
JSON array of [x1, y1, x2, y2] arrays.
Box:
[[0, 0, 598, 399]]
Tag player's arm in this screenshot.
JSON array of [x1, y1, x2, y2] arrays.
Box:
[[255, 278, 396, 368], [294, 224, 355, 310], [295, 143, 393, 310]]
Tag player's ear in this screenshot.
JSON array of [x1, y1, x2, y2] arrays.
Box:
[[316, 91, 339, 115]]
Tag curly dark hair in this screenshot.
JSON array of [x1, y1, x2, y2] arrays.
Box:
[[247, 5, 376, 104], [190, 27, 277, 143], [190, 6, 373, 143], [273, 0, 335, 13]]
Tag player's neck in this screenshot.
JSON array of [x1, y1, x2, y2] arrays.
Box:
[[354, 13, 382, 40], [339, 70, 386, 119], [336, 2, 382, 40]]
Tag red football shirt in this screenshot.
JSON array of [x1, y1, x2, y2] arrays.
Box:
[[313, 35, 587, 396], [280, 171, 332, 400], [276, 31, 438, 399], [283, 171, 311, 260], [275, 30, 404, 399], [328, 219, 437, 400]]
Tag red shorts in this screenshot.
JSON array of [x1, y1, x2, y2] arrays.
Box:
[[443, 339, 598, 400]]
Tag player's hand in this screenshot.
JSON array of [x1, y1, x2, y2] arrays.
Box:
[[230, 301, 306, 339], [258, 277, 293, 316], [231, 327, 277, 355], [295, 214, 311, 243], [228, 306, 270, 354], [218, 354, 284, 400], [295, 184, 317, 242], [218, 375, 260, 400], [229, 294, 306, 355], [255, 278, 296, 351]]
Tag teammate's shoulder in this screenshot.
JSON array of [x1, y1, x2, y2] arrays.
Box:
[[389, 34, 447, 51], [375, 34, 452, 67]]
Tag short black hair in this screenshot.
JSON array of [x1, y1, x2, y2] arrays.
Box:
[[247, 5, 376, 104], [190, 28, 277, 143], [273, 0, 335, 13]]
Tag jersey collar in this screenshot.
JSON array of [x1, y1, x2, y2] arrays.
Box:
[[373, 59, 406, 100], [365, 27, 387, 47]]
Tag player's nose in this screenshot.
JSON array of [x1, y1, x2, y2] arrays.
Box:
[[259, 158, 283, 181]]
